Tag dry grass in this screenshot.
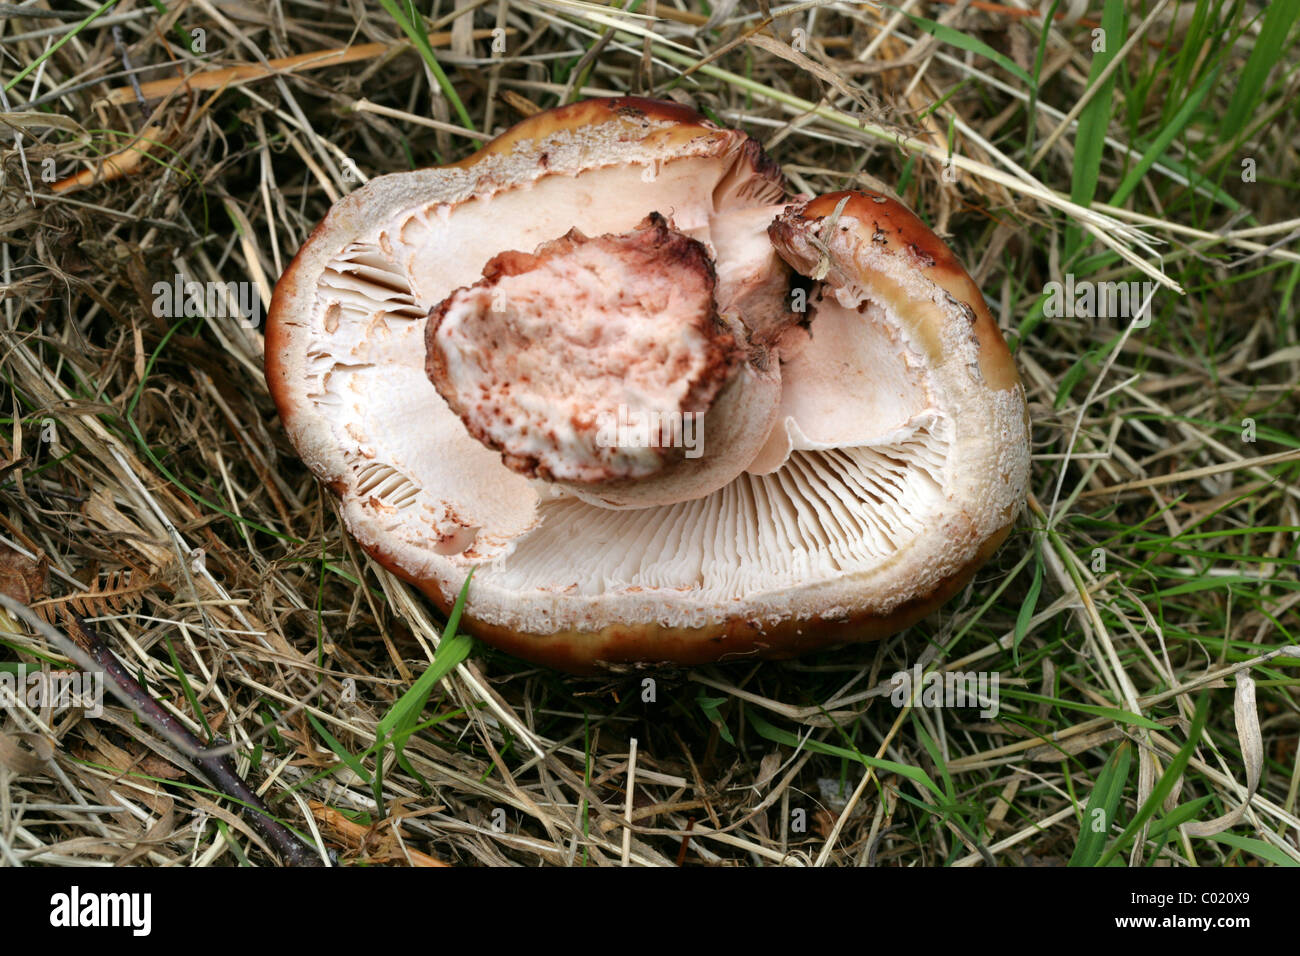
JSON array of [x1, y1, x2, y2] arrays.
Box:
[[0, 0, 1297, 867]]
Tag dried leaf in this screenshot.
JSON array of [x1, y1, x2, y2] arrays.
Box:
[[0, 732, 54, 774], [0, 542, 48, 606], [31, 568, 152, 624], [1183, 675, 1263, 837]]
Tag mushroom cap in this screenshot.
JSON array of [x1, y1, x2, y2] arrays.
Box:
[[266, 98, 1029, 674]]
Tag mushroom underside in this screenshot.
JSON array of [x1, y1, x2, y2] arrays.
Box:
[[287, 149, 1026, 639]]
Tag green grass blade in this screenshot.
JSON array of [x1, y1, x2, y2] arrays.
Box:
[[1069, 740, 1132, 866], [1220, 0, 1300, 141], [377, 569, 476, 745], [1110, 67, 1220, 207], [886, 5, 1034, 88], [1095, 694, 1211, 865], [748, 711, 944, 801], [696, 695, 736, 745], [1200, 831, 1300, 867], [1023, 0, 1061, 160], [998, 691, 1166, 731], [163, 636, 215, 743], [307, 712, 371, 784], [378, 0, 476, 132], [1013, 546, 1043, 664], [1066, 0, 1126, 258], [4, 0, 121, 93], [1146, 795, 1215, 839]]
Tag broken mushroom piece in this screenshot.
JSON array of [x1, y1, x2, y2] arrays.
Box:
[[425, 212, 784, 508], [266, 97, 1029, 674]]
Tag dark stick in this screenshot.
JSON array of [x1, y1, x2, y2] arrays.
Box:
[[65, 615, 326, 867], [111, 24, 149, 123]]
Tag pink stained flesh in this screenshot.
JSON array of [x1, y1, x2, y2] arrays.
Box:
[[425, 213, 741, 484]]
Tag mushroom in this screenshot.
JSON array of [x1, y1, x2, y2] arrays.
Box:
[[266, 97, 1029, 674]]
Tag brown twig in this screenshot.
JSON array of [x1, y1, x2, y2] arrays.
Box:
[[309, 801, 450, 866], [62, 613, 326, 867], [100, 31, 513, 106], [46, 122, 170, 194]]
